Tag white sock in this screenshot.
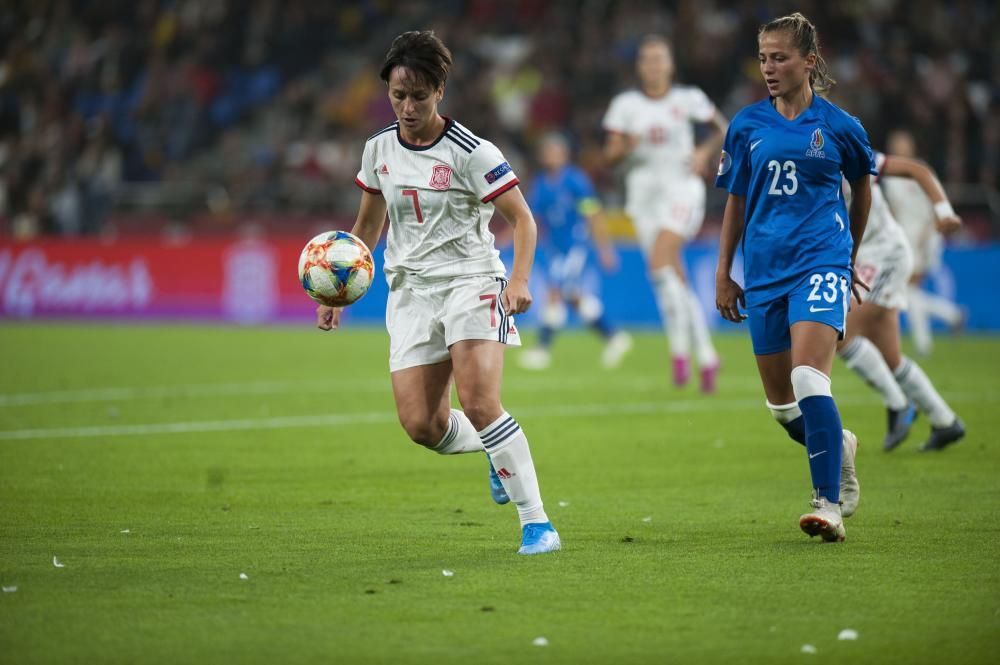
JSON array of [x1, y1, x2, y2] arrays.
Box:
[[478, 412, 548, 526], [923, 291, 963, 326], [652, 266, 690, 358], [893, 356, 956, 427], [686, 287, 717, 367], [433, 410, 485, 454], [906, 286, 933, 355], [838, 337, 908, 410]]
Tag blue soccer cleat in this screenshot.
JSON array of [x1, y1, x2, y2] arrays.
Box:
[[487, 459, 510, 505], [517, 521, 561, 555]]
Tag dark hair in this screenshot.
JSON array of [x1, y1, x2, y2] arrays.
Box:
[[638, 34, 672, 53], [379, 30, 453, 91], [759, 12, 835, 94]]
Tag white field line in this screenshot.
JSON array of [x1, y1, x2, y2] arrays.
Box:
[[0, 375, 772, 408], [0, 392, 995, 442]]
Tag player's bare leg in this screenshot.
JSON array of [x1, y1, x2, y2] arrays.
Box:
[[649, 229, 718, 390], [838, 301, 914, 450], [451, 340, 559, 554]]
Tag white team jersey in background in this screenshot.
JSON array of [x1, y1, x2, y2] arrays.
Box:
[[602, 86, 716, 217], [861, 152, 909, 251], [880, 171, 940, 270], [355, 118, 518, 285]]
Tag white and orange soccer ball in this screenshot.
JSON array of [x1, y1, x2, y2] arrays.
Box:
[[297, 231, 375, 307]]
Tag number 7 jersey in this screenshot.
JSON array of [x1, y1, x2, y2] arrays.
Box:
[[355, 118, 519, 284], [714, 95, 876, 303]]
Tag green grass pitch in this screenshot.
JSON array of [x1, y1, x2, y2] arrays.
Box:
[[1, 323, 998, 664]]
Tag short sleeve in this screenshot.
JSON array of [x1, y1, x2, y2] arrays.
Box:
[[570, 168, 601, 215], [872, 151, 887, 183], [687, 87, 716, 123], [602, 94, 629, 134], [839, 115, 877, 183], [355, 141, 381, 194], [714, 120, 749, 196], [469, 141, 519, 203]]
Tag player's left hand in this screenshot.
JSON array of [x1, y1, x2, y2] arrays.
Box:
[[502, 278, 533, 314], [598, 246, 619, 272], [936, 213, 962, 235], [850, 270, 870, 304]]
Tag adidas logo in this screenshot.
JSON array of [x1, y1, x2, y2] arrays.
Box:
[[497, 467, 514, 480], [379, 164, 389, 174]]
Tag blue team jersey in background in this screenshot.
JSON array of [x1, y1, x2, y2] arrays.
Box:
[[528, 166, 598, 254], [715, 95, 876, 304]]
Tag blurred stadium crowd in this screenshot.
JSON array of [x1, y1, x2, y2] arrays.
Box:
[[1, 0, 998, 237]]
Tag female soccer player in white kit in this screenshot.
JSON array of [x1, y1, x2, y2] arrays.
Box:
[[837, 150, 966, 451], [603, 35, 728, 392], [315, 31, 559, 555]]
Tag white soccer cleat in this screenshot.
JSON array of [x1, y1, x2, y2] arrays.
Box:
[[518, 349, 551, 370], [799, 494, 846, 542], [840, 429, 860, 518], [601, 331, 633, 369]]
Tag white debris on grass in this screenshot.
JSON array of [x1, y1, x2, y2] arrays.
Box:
[[239, 573, 249, 580], [642, 516, 652, 523], [52, 557, 65, 568], [532, 637, 549, 647], [2, 586, 16, 593], [441, 569, 454, 577], [837, 629, 859, 641], [558, 501, 569, 507], [120, 529, 131, 534], [800, 644, 817, 654]]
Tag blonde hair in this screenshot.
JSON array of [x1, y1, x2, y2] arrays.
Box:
[[759, 12, 835, 94]]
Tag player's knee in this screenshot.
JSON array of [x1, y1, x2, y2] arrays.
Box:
[[576, 295, 603, 322], [790, 365, 832, 401], [398, 411, 448, 447], [542, 301, 568, 329]]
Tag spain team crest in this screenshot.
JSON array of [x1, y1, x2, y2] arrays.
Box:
[[429, 164, 452, 190]]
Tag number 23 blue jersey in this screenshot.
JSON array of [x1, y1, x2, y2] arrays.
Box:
[[715, 95, 876, 304]]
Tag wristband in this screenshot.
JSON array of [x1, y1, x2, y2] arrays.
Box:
[[933, 200, 956, 220]]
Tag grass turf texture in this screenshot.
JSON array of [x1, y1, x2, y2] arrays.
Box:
[[0, 323, 998, 664]]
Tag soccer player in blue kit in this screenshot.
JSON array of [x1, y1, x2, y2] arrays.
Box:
[[519, 133, 632, 370], [714, 13, 875, 542]]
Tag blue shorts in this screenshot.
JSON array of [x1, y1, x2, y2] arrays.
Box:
[[538, 245, 596, 297], [747, 268, 850, 355]]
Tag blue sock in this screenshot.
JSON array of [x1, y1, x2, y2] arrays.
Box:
[[781, 416, 806, 445], [538, 326, 554, 348], [798, 395, 843, 503]]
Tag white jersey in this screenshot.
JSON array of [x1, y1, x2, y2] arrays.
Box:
[[880, 171, 941, 272], [355, 119, 518, 285], [861, 152, 909, 250], [602, 86, 716, 209]]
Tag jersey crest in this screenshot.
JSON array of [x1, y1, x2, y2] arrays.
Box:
[[807, 128, 826, 159], [429, 164, 452, 190]]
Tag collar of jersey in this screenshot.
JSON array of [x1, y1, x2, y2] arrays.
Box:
[[397, 117, 453, 152], [766, 93, 818, 125]]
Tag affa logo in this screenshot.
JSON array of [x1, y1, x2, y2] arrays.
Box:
[[806, 128, 826, 158]]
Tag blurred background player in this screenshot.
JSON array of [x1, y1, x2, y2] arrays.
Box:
[[603, 35, 728, 393], [881, 129, 966, 355], [519, 133, 632, 370], [317, 31, 559, 555], [715, 13, 873, 542], [837, 148, 966, 451]]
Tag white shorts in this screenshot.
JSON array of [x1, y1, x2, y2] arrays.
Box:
[[386, 275, 521, 372], [627, 178, 706, 251], [855, 233, 914, 310]]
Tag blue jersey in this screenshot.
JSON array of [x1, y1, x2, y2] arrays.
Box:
[[715, 95, 876, 303], [528, 166, 599, 254]]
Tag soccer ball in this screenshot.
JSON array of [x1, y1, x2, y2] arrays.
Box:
[[297, 231, 375, 307]]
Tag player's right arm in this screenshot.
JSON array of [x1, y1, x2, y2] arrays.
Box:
[[317, 190, 387, 331], [715, 193, 746, 323], [604, 131, 639, 168], [880, 155, 962, 234]]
